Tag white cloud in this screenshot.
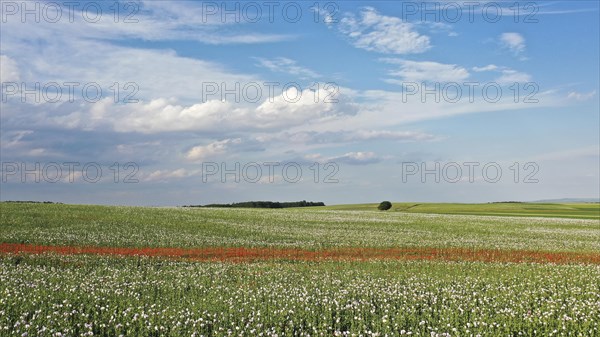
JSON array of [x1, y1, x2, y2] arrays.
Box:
[[472, 64, 499, 72], [255, 57, 319, 79], [2, 35, 258, 104], [469, 64, 532, 84], [7, 84, 359, 135], [421, 22, 458, 37], [500, 32, 526, 57], [0, 0, 294, 110], [339, 7, 430, 54], [186, 138, 242, 161], [111, 98, 241, 133], [567, 90, 597, 101], [1, 1, 293, 46], [143, 168, 190, 182], [0, 130, 33, 148], [382, 59, 469, 83], [116, 141, 161, 155], [0, 55, 20, 82], [311, 5, 337, 26], [331, 152, 381, 165], [252, 86, 358, 129], [495, 69, 532, 84], [352, 130, 436, 141], [258, 130, 436, 144], [305, 151, 382, 165]]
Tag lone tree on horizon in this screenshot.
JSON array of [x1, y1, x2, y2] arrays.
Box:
[[378, 201, 392, 211]]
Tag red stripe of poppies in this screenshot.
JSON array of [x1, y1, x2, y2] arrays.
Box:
[[1, 243, 599, 264]]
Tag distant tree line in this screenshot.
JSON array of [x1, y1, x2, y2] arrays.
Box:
[[183, 200, 325, 209], [1, 201, 62, 204]]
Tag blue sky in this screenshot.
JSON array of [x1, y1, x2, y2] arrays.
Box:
[[1, 0, 598, 205]]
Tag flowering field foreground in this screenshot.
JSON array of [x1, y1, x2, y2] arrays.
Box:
[[2, 254, 600, 337], [2, 243, 600, 265], [2, 203, 599, 336]]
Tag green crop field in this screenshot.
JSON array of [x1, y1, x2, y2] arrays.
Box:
[[1, 203, 599, 252], [1, 202, 599, 336], [319, 202, 600, 219]]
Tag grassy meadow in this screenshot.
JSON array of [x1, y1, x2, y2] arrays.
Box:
[[0, 203, 599, 252], [0, 202, 599, 336], [319, 202, 600, 219]]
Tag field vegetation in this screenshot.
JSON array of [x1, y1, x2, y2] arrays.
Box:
[[1, 202, 599, 336]]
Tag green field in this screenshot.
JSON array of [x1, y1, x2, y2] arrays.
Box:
[[1, 202, 599, 336], [319, 202, 600, 219], [1, 203, 599, 252]]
